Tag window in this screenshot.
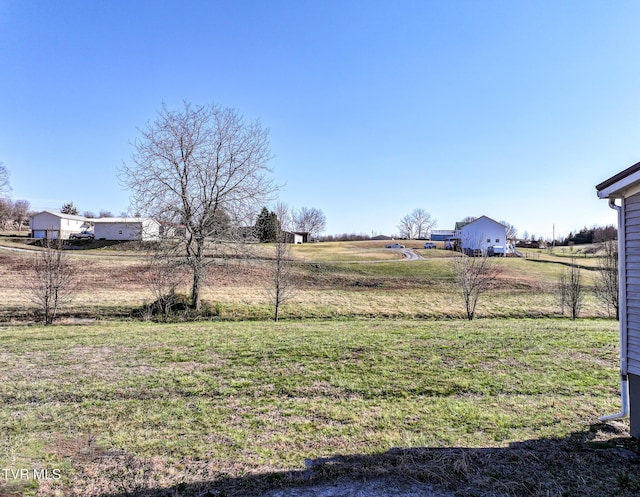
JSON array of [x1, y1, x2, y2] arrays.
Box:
[[118, 230, 123, 235], [496, 238, 499, 243], [487, 238, 491, 243]]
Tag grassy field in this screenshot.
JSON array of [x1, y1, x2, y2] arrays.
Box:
[[0, 240, 609, 321], [0, 239, 636, 496], [1, 318, 636, 496]]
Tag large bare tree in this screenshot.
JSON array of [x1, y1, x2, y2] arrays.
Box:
[[293, 206, 326, 240], [398, 208, 436, 239], [120, 102, 275, 310]]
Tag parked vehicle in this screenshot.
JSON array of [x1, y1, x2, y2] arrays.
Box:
[[488, 245, 505, 257], [70, 231, 94, 240], [385, 243, 405, 249], [423, 242, 436, 249]]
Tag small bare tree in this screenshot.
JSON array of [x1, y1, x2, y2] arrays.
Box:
[[28, 239, 76, 324], [593, 240, 619, 319], [558, 258, 583, 320], [142, 244, 183, 321], [453, 247, 500, 320], [269, 202, 296, 321]]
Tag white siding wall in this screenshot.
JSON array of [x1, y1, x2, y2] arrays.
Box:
[[94, 219, 160, 241], [94, 222, 143, 241], [625, 193, 640, 375], [30, 212, 87, 239], [141, 219, 160, 241], [460, 218, 506, 252]]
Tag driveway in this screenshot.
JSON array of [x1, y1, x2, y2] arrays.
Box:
[[399, 248, 423, 260]]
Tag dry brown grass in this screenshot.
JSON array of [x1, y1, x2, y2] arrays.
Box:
[[0, 242, 609, 321]]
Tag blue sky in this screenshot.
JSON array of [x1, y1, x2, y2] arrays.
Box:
[[1, 0, 638, 239]]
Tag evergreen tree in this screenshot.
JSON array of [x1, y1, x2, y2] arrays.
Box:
[[60, 202, 79, 215], [255, 207, 279, 242]]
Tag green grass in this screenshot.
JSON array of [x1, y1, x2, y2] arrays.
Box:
[[0, 318, 623, 495]]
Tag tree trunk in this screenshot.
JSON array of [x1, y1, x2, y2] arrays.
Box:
[[191, 266, 202, 311]]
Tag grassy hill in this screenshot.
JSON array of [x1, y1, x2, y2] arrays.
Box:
[[0, 240, 611, 321]]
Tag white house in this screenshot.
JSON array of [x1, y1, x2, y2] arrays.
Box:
[[93, 217, 160, 241], [596, 161, 640, 438], [455, 216, 507, 256], [30, 211, 91, 239]]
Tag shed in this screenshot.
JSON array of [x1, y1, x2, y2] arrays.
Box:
[[596, 161, 640, 437], [30, 211, 90, 239], [93, 217, 160, 241], [282, 231, 309, 244], [455, 216, 507, 256]]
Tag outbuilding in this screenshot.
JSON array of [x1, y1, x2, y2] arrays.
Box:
[[596, 161, 640, 437], [430, 230, 455, 242], [282, 231, 309, 244], [93, 217, 160, 241], [30, 211, 91, 239]]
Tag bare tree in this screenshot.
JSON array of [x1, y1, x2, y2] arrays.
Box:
[[399, 209, 436, 239], [593, 240, 619, 319], [398, 213, 416, 239], [28, 240, 76, 324], [120, 101, 275, 310], [99, 210, 113, 218], [293, 206, 326, 240], [500, 220, 518, 240], [412, 208, 436, 239], [269, 202, 296, 321], [0, 163, 10, 198], [12, 199, 30, 232], [142, 246, 183, 321], [453, 244, 500, 320], [0, 198, 13, 230], [558, 258, 583, 320]]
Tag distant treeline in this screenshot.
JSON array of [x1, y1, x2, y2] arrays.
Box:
[[319, 233, 372, 242], [558, 225, 617, 246]]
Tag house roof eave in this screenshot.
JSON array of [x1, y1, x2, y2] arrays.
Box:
[[596, 161, 640, 199]]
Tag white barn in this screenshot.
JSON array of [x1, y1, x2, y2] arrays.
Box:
[[455, 216, 507, 256], [596, 162, 640, 437], [30, 211, 91, 239], [93, 217, 160, 241]]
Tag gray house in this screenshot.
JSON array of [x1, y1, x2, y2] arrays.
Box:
[[596, 161, 640, 437]]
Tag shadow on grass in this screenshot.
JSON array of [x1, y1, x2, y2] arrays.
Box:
[[42, 422, 640, 497]]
